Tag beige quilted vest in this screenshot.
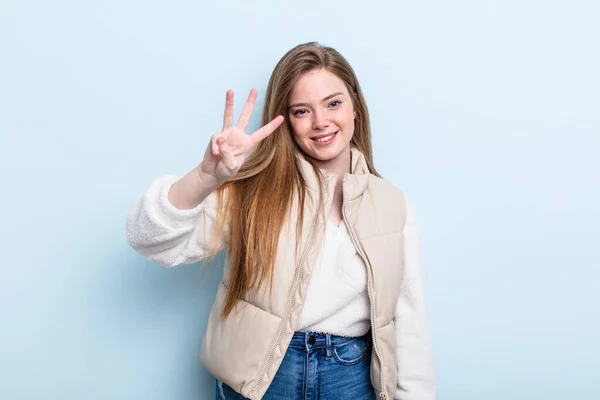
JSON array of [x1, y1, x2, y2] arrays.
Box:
[[200, 148, 407, 399]]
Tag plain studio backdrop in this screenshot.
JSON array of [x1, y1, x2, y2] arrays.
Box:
[[1, 1, 598, 399]]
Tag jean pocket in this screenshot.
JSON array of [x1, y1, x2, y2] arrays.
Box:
[[332, 337, 370, 366]]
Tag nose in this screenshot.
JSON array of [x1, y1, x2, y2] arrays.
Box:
[[311, 109, 330, 131]]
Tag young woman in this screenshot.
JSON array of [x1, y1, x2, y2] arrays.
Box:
[[127, 42, 435, 400]]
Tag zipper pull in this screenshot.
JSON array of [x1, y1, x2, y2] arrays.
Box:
[[379, 393, 388, 400]]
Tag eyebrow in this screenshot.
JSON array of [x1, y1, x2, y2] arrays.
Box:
[[288, 92, 345, 109]]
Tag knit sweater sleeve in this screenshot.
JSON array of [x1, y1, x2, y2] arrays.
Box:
[[125, 175, 229, 267], [394, 201, 436, 400]]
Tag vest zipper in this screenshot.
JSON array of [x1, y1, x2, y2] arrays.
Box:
[[341, 174, 387, 400], [250, 196, 321, 396]]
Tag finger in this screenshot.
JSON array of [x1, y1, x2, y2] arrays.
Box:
[[212, 135, 224, 156], [236, 89, 257, 131], [249, 115, 284, 145], [219, 141, 237, 171], [222, 90, 234, 130]]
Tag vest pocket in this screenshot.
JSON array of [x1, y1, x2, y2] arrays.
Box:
[[201, 282, 283, 397], [375, 320, 398, 396]]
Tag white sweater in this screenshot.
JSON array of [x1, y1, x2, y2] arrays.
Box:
[[297, 218, 371, 336], [126, 176, 436, 400]]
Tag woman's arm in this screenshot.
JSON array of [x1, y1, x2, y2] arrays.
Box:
[[126, 175, 228, 267], [126, 89, 284, 267], [394, 201, 436, 400]]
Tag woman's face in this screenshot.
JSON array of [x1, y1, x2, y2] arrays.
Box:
[[287, 69, 356, 171]]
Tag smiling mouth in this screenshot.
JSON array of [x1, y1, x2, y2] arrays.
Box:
[[312, 131, 338, 142]]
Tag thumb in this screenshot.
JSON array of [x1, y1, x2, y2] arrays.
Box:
[[219, 140, 237, 171]]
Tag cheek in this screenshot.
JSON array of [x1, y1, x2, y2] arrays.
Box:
[[338, 109, 356, 130], [290, 119, 311, 141]]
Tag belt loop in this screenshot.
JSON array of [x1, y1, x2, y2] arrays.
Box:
[[304, 332, 310, 352], [325, 333, 332, 359]]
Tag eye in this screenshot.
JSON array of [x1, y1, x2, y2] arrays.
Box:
[[292, 109, 308, 116], [328, 100, 342, 108]]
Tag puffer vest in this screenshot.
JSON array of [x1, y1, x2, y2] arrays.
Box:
[[200, 148, 407, 399]]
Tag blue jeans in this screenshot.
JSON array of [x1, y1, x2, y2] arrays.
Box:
[[216, 331, 375, 400]]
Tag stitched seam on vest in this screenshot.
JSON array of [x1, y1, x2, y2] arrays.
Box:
[[357, 230, 403, 241], [221, 282, 285, 320]]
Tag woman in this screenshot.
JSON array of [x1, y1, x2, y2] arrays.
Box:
[[127, 42, 435, 400]]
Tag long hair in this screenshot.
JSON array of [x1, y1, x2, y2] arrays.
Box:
[[214, 42, 379, 317]]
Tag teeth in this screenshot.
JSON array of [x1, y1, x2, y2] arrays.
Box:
[[315, 133, 335, 142]]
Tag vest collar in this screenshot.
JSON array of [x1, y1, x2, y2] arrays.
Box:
[[296, 147, 371, 201]]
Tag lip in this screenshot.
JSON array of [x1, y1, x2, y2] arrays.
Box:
[[311, 131, 338, 140], [311, 130, 338, 146]]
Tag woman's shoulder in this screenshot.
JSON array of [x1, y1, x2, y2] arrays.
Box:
[[367, 175, 406, 203], [363, 175, 409, 225]]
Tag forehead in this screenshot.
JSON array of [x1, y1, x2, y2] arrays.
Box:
[[288, 69, 348, 102]]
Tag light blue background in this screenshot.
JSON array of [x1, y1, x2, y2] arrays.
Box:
[[1, 1, 598, 399]]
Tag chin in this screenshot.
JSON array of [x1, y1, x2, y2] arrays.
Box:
[[304, 146, 346, 162]]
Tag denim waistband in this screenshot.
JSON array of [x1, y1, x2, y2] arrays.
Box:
[[288, 331, 371, 351]]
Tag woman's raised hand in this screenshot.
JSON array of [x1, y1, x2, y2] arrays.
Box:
[[198, 89, 284, 186]]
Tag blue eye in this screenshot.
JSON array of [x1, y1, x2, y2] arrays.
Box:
[[293, 109, 308, 116], [329, 100, 341, 108]]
